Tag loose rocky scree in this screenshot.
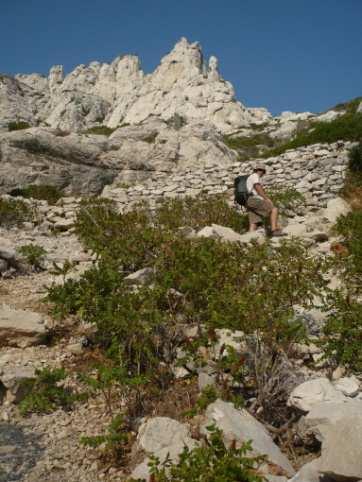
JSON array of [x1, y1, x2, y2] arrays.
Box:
[[0, 165, 361, 482]]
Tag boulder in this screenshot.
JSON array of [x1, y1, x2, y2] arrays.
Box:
[[0, 128, 117, 195], [288, 459, 322, 482], [124, 267, 154, 286], [202, 400, 295, 477], [319, 415, 362, 480], [323, 197, 351, 224], [288, 378, 347, 413], [197, 224, 262, 244], [300, 399, 362, 442], [131, 417, 198, 481], [0, 365, 35, 403], [0, 305, 47, 347], [333, 376, 360, 397]]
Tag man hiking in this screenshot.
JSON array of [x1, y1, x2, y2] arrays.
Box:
[[245, 164, 285, 236]]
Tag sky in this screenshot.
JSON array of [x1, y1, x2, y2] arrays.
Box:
[[2, 0, 362, 115]]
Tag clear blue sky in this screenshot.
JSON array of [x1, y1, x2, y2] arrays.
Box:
[[2, 0, 362, 115]]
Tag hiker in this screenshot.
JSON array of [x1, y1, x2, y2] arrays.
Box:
[[245, 164, 284, 236]]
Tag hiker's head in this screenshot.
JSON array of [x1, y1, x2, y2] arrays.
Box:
[[253, 164, 266, 177]]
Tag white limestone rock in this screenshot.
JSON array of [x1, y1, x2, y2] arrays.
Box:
[[333, 376, 360, 397], [4, 38, 271, 134], [0, 305, 47, 347], [288, 378, 347, 412], [323, 197, 351, 223], [300, 399, 362, 442], [132, 417, 198, 481], [202, 400, 295, 477], [318, 415, 362, 480], [0, 366, 36, 403]]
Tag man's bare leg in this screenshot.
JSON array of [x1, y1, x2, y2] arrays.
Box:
[[270, 207, 279, 231], [249, 222, 258, 232]]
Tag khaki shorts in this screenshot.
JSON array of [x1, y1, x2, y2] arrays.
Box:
[[246, 196, 272, 224]]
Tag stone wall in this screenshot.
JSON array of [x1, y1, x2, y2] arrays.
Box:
[[102, 141, 351, 212]]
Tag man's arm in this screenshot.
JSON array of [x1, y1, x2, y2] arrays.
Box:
[[254, 183, 273, 206]]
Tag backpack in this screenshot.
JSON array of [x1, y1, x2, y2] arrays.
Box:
[[234, 175, 249, 206]]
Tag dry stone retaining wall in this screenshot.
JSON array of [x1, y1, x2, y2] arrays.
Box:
[[102, 141, 351, 212]]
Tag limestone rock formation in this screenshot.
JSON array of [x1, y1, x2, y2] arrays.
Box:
[[1, 38, 271, 134], [0, 120, 238, 194]]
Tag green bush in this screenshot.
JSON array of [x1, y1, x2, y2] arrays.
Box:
[[84, 126, 116, 136], [19, 368, 79, 415], [17, 244, 47, 270], [333, 96, 362, 114], [335, 210, 362, 277], [139, 425, 265, 482], [74, 198, 169, 271], [166, 113, 186, 130], [348, 141, 362, 174], [81, 414, 133, 464], [8, 121, 31, 131], [268, 186, 305, 216], [223, 133, 275, 156], [322, 294, 362, 372], [0, 197, 33, 227], [154, 195, 248, 233], [153, 237, 327, 335], [263, 112, 362, 158], [9, 184, 63, 204]]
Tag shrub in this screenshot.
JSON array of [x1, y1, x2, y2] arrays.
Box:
[[74, 198, 169, 271], [263, 112, 362, 157], [166, 113, 186, 130], [8, 121, 31, 131], [9, 184, 63, 204], [19, 367, 78, 415], [334, 210, 362, 277], [17, 244, 47, 270], [81, 414, 133, 465], [348, 141, 362, 174], [0, 197, 33, 227], [154, 195, 248, 233], [79, 363, 147, 414], [322, 294, 362, 372], [223, 133, 275, 157], [268, 186, 305, 216], [142, 425, 265, 482], [153, 237, 328, 335], [84, 126, 116, 136]]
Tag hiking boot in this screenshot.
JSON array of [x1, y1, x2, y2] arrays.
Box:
[[271, 229, 287, 237]]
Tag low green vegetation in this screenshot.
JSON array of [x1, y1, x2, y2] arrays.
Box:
[[81, 414, 133, 465], [0, 197, 33, 227], [333, 96, 362, 114], [8, 121, 31, 131], [17, 244, 47, 270], [321, 144, 362, 372], [139, 425, 265, 482], [84, 125, 116, 136], [263, 112, 362, 158], [9, 184, 63, 204], [19, 368, 80, 415], [223, 133, 276, 159]]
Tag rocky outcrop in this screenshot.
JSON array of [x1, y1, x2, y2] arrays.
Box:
[[131, 417, 198, 481], [0, 305, 47, 347], [0, 120, 238, 195], [202, 400, 295, 477], [1, 38, 269, 134]]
